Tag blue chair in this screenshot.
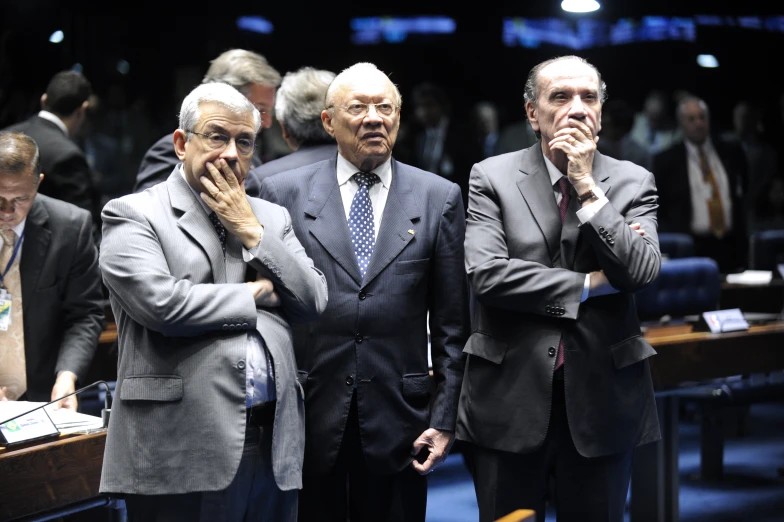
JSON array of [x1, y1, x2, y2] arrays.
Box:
[[749, 229, 784, 270], [635, 257, 720, 320], [657, 232, 695, 259]]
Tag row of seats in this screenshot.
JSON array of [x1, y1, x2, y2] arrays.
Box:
[[659, 230, 784, 270]]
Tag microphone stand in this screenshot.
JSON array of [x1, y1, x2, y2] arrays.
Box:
[[0, 380, 114, 429]]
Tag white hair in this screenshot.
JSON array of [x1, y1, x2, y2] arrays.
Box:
[[178, 82, 262, 135], [324, 62, 402, 110]]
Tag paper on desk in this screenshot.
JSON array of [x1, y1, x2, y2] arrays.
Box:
[[0, 401, 103, 433], [725, 270, 773, 285]]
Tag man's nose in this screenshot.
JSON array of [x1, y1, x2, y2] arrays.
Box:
[[220, 138, 240, 160], [568, 96, 586, 118], [364, 104, 384, 123]]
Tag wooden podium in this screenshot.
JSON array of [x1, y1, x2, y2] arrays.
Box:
[[0, 431, 108, 521]]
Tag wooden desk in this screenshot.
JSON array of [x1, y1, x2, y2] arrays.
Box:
[[630, 322, 784, 522], [0, 431, 107, 521]]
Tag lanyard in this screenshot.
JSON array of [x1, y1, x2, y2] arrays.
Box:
[[0, 230, 24, 289]]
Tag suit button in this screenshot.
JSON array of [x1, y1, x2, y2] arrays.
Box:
[[598, 226, 605, 234], [608, 239, 615, 245], [237, 359, 246, 370], [345, 376, 354, 386], [545, 305, 552, 312], [355, 334, 363, 343], [242, 322, 249, 328], [358, 292, 367, 300], [222, 325, 229, 330], [548, 347, 556, 357]]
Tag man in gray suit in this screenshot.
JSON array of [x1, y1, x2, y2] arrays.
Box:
[[99, 82, 327, 521], [249, 66, 337, 184], [457, 56, 662, 522], [0, 131, 103, 409], [260, 62, 468, 522]]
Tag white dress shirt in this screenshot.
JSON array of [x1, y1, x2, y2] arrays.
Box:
[[684, 139, 733, 235], [336, 152, 393, 240], [543, 156, 609, 302], [37, 110, 69, 136]]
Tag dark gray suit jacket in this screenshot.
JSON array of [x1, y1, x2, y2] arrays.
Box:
[[249, 142, 337, 186], [21, 195, 104, 401], [457, 144, 662, 459], [100, 169, 328, 494], [260, 157, 469, 476], [5, 116, 99, 222], [133, 132, 263, 195]]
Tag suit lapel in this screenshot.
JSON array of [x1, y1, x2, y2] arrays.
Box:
[[304, 163, 363, 286], [362, 160, 419, 287], [561, 152, 613, 269], [517, 147, 562, 266], [20, 199, 51, 315], [168, 170, 227, 283]]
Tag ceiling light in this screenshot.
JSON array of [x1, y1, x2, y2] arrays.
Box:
[[697, 54, 719, 68], [561, 0, 601, 13], [49, 30, 64, 43]]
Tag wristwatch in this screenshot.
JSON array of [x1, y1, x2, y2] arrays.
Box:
[[577, 184, 604, 203]]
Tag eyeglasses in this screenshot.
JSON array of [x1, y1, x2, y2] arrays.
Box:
[[329, 102, 399, 118], [187, 130, 256, 156]]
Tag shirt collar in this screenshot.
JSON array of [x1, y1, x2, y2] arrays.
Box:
[[684, 137, 714, 156], [336, 153, 392, 189], [179, 165, 212, 215], [1, 218, 26, 248], [38, 110, 69, 136], [543, 154, 566, 187]]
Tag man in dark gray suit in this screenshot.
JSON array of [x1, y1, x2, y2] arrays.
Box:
[[260, 62, 468, 522], [0, 131, 103, 409], [250, 66, 337, 184], [4, 71, 100, 225], [100, 82, 327, 521], [133, 49, 281, 196], [457, 56, 662, 522]]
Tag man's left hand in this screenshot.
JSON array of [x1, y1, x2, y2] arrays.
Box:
[[549, 118, 599, 192], [51, 371, 78, 411], [410, 428, 455, 475], [201, 159, 264, 249]]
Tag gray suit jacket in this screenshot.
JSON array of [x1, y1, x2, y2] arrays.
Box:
[[99, 168, 327, 494], [21, 195, 104, 401], [249, 142, 337, 188], [260, 158, 469, 476], [457, 144, 662, 459]]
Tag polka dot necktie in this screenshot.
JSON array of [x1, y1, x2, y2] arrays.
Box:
[[349, 172, 380, 279], [209, 212, 227, 256]]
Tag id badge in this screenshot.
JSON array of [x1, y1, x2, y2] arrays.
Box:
[[0, 289, 11, 331]]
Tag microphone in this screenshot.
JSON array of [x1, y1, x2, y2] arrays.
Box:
[[0, 380, 114, 429]]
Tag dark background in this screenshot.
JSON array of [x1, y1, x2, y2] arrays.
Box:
[[1, 0, 781, 161]]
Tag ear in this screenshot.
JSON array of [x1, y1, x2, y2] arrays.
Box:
[[37, 173, 45, 191], [40, 94, 47, 110], [525, 101, 540, 132], [321, 109, 335, 137], [173, 129, 188, 161], [279, 121, 290, 141]]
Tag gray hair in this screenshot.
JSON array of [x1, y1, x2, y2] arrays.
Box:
[[202, 49, 281, 95], [325, 62, 402, 110], [523, 55, 607, 106], [275, 67, 336, 146], [0, 131, 41, 177], [676, 96, 709, 119], [178, 82, 262, 135]]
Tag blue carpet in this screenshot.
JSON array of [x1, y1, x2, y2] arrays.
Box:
[[426, 401, 784, 522]]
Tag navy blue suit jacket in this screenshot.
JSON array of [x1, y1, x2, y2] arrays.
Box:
[[260, 156, 468, 475]]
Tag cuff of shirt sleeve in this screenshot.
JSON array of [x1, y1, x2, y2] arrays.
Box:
[[576, 196, 609, 224], [242, 240, 262, 262], [581, 274, 590, 303]]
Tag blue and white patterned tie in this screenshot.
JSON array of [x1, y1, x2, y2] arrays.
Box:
[[348, 172, 380, 279]]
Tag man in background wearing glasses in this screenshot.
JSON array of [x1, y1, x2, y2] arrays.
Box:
[[133, 49, 280, 196], [99, 81, 327, 522], [260, 62, 468, 522]]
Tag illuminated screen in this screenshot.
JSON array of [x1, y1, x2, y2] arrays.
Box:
[[350, 16, 456, 45]]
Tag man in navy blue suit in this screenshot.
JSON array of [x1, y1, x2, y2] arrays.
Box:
[[260, 62, 468, 522]]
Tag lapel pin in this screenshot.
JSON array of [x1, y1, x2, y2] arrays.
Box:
[[408, 229, 415, 235]]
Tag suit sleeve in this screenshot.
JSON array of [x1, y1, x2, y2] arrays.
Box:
[[244, 205, 328, 323], [133, 136, 178, 193], [55, 210, 105, 382], [578, 170, 661, 292], [465, 162, 585, 320], [428, 183, 469, 431], [100, 198, 258, 338]]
